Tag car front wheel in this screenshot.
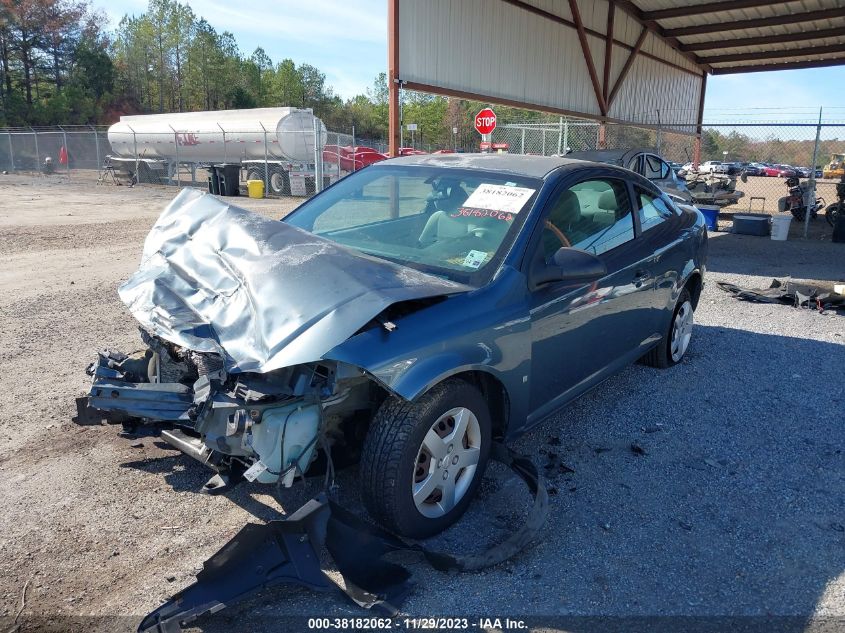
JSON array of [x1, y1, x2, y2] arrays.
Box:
[[643, 288, 694, 368], [360, 378, 492, 538]]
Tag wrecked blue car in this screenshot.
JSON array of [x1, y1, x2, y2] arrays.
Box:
[[83, 153, 707, 538]]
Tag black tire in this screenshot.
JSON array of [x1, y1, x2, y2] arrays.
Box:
[[642, 288, 694, 369], [246, 167, 264, 182], [268, 166, 290, 196], [360, 378, 492, 538]]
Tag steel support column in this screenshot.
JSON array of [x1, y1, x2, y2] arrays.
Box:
[[693, 73, 707, 169], [388, 0, 400, 157]]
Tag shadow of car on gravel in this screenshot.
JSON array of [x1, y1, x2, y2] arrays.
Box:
[[120, 324, 844, 631]]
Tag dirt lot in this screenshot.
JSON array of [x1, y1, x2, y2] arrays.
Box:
[[0, 173, 843, 632]]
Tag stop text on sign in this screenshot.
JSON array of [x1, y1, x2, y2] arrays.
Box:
[[475, 108, 497, 135]]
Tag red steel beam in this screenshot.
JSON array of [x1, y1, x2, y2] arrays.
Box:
[[603, 1, 615, 102], [643, 0, 786, 21], [681, 26, 845, 52], [701, 43, 845, 64], [387, 0, 399, 157], [501, 0, 702, 77], [664, 8, 845, 38], [568, 0, 608, 116], [711, 56, 845, 74], [608, 27, 648, 108], [612, 0, 709, 72]]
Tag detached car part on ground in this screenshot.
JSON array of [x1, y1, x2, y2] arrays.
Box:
[[81, 154, 706, 624]]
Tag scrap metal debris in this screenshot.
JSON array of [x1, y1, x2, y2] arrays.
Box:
[[138, 443, 547, 633], [717, 280, 845, 313]]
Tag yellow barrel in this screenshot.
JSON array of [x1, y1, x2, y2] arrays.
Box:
[[246, 179, 265, 199]]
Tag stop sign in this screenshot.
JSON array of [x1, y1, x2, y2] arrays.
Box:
[[474, 108, 497, 135]]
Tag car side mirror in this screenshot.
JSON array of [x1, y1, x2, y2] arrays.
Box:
[[531, 247, 607, 287]]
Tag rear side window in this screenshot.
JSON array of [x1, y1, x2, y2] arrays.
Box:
[[542, 178, 635, 260], [636, 189, 676, 232], [644, 155, 669, 180]]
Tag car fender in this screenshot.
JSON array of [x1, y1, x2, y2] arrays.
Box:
[[323, 268, 532, 432]]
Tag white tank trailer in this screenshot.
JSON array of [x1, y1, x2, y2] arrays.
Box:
[[106, 107, 328, 195]]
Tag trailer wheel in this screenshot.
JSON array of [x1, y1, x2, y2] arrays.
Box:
[[246, 167, 264, 182], [268, 167, 290, 196]]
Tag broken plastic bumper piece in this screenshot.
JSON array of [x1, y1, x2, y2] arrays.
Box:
[[137, 445, 548, 633]]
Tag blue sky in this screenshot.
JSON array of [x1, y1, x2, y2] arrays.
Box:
[[100, 0, 845, 121]]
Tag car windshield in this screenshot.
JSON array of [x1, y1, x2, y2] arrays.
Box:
[[284, 165, 542, 285]]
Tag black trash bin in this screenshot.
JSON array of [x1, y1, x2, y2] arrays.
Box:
[[216, 163, 240, 197], [207, 169, 220, 195]]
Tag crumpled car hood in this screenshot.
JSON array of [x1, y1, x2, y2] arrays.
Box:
[[119, 188, 470, 373]]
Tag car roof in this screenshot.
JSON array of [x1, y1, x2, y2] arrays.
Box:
[[564, 147, 657, 165], [378, 153, 591, 179]]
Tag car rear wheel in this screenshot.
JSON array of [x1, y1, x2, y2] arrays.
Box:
[[642, 288, 694, 369], [360, 378, 492, 538]]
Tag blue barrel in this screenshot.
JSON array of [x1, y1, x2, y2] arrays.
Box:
[[699, 206, 719, 231]]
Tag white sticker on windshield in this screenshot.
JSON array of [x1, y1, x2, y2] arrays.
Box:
[[462, 250, 488, 269], [462, 184, 535, 214]]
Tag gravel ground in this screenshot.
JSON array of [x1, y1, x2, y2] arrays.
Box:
[[0, 173, 843, 632]]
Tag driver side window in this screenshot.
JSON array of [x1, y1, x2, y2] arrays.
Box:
[[541, 178, 635, 262]]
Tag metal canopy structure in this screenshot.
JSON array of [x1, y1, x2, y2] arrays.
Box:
[[628, 0, 845, 75], [386, 0, 845, 157]]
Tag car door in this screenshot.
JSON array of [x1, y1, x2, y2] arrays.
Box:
[[632, 184, 689, 329], [526, 173, 658, 421]]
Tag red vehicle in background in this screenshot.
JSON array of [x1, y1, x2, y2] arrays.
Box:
[[397, 147, 428, 156], [762, 164, 797, 178], [322, 145, 388, 171]]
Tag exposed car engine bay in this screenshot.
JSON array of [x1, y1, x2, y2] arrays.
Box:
[[85, 328, 381, 493]]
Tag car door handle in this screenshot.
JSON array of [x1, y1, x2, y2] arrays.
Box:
[[633, 270, 651, 288]]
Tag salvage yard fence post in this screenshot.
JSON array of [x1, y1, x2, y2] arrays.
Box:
[[31, 127, 40, 170], [58, 125, 70, 174], [805, 108, 823, 239], [90, 125, 100, 172], [169, 125, 180, 187], [7, 131, 14, 170], [218, 123, 227, 163], [313, 117, 323, 194], [126, 124, 138, 184], [259, 122, 269, 196]]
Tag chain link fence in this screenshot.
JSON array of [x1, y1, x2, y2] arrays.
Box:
[[0, 124, 381, 199], [492, 117, 845, 222], [3, 118, 844, 222]]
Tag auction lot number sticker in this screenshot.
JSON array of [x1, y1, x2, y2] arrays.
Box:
[[462, 184, 535, 214]]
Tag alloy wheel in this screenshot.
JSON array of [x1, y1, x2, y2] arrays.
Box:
[[412, 407, 482, 519], [670, 300, 694, 362]]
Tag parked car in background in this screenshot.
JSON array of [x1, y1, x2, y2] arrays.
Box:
[[82, 154, 708, 537], [701, 160, 728, 174], [737, 162, 762, 176], [565, 148, 692, 203], [795, 166, 812, 178], [763, 164, 797, 178]]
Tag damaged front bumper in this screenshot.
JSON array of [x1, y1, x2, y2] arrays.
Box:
[[79, 337, 371, 493], [138, 445, 547, 633]]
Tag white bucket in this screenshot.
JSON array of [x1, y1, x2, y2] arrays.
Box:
[[770, 214, 792, 241]]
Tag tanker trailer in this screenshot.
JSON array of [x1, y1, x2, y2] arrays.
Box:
[[106, 107, 328, 194]]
